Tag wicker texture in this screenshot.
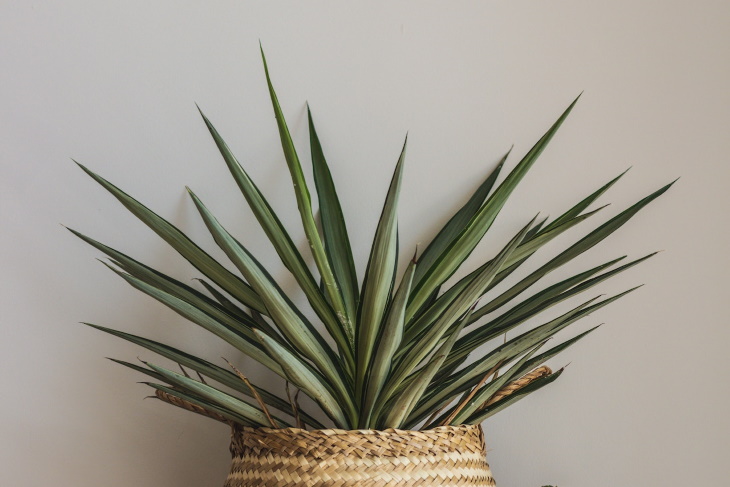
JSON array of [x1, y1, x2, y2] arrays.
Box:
[[481, 366, 552, 410], [154, 389, 229, 423], [224, 424, 496, 486]]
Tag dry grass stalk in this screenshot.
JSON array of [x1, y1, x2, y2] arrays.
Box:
[[286, 381, 305, 429], [223, 358, 279, 428], [439, 361, 504, 426]]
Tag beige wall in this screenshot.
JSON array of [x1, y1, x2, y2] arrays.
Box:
[[2, 1, 728, 485]]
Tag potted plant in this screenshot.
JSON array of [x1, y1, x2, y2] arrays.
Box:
[[69, 49, 673, 486]]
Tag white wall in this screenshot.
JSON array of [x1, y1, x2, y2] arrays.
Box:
[[2, 1, 728, 486]]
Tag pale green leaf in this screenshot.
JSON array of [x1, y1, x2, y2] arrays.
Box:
[[146, 363, 288, 427], [188, 189, 353, 400], [93, 326, 325, 428], [254, 329, 352, 428], [360, 257, 416, 427], [356, 137, 407, 402]]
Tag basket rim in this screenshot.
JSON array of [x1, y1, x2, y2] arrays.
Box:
[[234, 422, 480, 437]]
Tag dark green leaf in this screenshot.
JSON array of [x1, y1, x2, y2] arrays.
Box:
[[308, 107, 359, 325], [408, 96, 581, 313], [413, 149, 509, 286], [74, 162, 265, 313]]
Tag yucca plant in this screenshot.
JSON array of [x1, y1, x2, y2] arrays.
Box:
[[70, 50, 673, 432]]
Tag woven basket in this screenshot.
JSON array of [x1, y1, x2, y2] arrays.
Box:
[[155, 366, 556, 486], [223, 423, 496, 486], [154, 367, 557, 486]]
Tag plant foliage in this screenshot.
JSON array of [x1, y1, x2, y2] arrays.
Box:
[[71, 50, 673, 430]]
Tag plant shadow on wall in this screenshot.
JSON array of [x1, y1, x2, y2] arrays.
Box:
[[67, 47, 674, 485]]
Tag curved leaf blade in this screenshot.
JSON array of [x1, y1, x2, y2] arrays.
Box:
[[91, 325, 325, 428], [146, 363, 287, 427], [74, 162, 265, 313]]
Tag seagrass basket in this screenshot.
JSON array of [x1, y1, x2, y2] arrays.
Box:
[[153, 367, 560, 486], [153, 368, 560, 486], [224, 423, 496, 487]]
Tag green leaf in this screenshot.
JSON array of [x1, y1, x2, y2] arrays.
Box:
[[195, 109, 353, 365], [74, 162, 265, 313], [417, 288, 637, 420], [514, 325, 601, 379], [109, 358, 168, 383], [94, 267, 284, 375], [260, 49, 352, 342], [407, 294, 602, 425], [384, 304, 475, 428], [67, 227, 288, 344], [470, 252, 655, 344], [381, 355, 444, 429], [360, 257, 416, 428], [413, 149, 509, 286], [468, 254, 624, 328], [538, 168, 629, 235], [356, 137, 407, 403], [404, 186, 606, 327], [188, 190, 353, 398], [385, 216, 536, 401], [194, 278, 251, 322], [406, 177, 671, 364], [437, 254, 653, 380], [464, 178, 676, 324], [308, 106, 359, 325], [145, 363, 288, 427], [254, 329, 352, 428], [408, 95, 582, 314], [92, 325, 324, 428], [524, 216, 548, 240], [449, 257, 628, 363], [404, 213, 544, 340], [446, 340, 547, 425], [465, 368, 565, 424], [145, 382, 257, 426]]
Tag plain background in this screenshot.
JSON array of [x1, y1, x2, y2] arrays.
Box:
[[2, 1, 729, 486]]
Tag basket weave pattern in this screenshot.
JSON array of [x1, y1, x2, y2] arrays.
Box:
[[224, 424, 496, 486]]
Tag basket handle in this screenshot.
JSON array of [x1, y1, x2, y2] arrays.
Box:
[[479, 366, 552, 410], [155, 389, 231, 425]]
